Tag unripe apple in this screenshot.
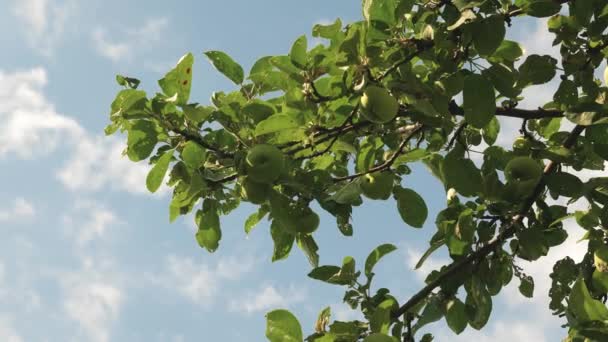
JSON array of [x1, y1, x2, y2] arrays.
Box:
[[359, 85, 399, 124], [360, 172, 394, 200], [594, 246, 608, 273], [294, 207, 320, 234], [245, 144, 285, 184], [513, 136, 531, 151], [503, 156, 543, 200], [240, 178, 271, 204]]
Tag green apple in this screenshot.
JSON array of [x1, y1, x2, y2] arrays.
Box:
[[512, 136, 531, 153], [245, 144, 285, 184], [240, 178, 271, 204], [359, 85, 399, 124], [360, 172, 394, 200], [503, 156, 543, 200], [294, 207, 320, 234], [594, 246, 608, 273]]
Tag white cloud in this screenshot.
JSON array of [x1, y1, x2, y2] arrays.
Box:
[[12, 0, 76, 55], [435, 320, 548, 342], [64, 281, 123, 342], [0, 198, 35, 222], [62, 200, 121, 246], [56, 136, 154, 194], [0, 68, 83, 159], [229, 285, 307, 314], [153, 254, 254, 307], [0, 316, 23, 342], [0, 66, 155, 194], [59, 260, 124, 342], [92, 17, 169, 63]]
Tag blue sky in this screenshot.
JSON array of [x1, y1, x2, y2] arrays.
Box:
[[0, 1, 605, 341]]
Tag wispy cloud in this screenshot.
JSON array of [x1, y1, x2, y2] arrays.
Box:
[[92, 17, 169, 63], [62, 200, 122, 246], [0, 68, 82, 159], [0, 198, 35, 222], [151, 254, 255, 307], [12, 0, 76, 55], [62, 270, 124, 342], [56, 136, 154, 195], [229, 285, 307, 314]]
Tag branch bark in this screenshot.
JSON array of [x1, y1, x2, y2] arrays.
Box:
[[332, 123, 424, 182], [391, 124, 586, 319], [447, 100, 564, 119]]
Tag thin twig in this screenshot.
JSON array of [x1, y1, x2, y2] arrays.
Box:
[[332, 123, 424, 182], [294, 104, 359, 161]]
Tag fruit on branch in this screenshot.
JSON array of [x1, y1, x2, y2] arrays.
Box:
[[245, 144, 285, 184], [503, 156, 543, 201], [512, 136, 532, 154], [240, 177, 271, 204], [359, 85, 399, 124], [594, 246, 608, 273], [360, 172, 394, 200], [293, 206, 320, 234]]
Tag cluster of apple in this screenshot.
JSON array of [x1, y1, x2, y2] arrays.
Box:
[[236, 83, 405, 232], [239, 144, 320, 234]]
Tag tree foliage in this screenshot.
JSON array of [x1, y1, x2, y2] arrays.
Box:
[[107, 0, 608, 340]]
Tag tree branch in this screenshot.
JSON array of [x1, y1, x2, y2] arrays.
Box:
[[391, 124, 586, 319], [332, 123, 424, 182], [447, 100, 565, 119], [294, 104, 359, 161]]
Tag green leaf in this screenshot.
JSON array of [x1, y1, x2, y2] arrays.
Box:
[[415, 239, 444, 269], [546, 172, 583, 198], [204, 50, 244, 85], [466, 276, 492, 330], [445, 298, 468, 334], [394, 187, 428, 228], [270, 220, 295, 262], [518, 55, 557, 86], [183, 104, 213, 124], [370, 298, 396, 334], [463, 74, 495, 129], [517, 228, 548, 261], [328, 181, 363, 205], [569, 277, 608, 323], [245, 207, 269, 234], [158, 53, 194, 105], [447, 9, 476, 31], [489, 40, 524, 63], [312, 18, 342, 39], [265, 309, 303, 342], [482, 117, 500, 146], [255, 114, 300, 136], [414, 296, 443, 331], [297, 234, 320, 268], [483, 63, 518, 98], [127, 120, 158, 162], [442, 153, 483, 197], [362, 333, 397, 342], [520, 0, 561, 17], [519, 275, 534, 298], [290, 35, 308, 68], [195, 201, 222, 252], [110, 89, 147, 117], [181, 141, 207, 169], [364, 243, 397, 277], [308, 266, 341, 283], [146, 149, 173, 193], [473, 15, 505, 56]]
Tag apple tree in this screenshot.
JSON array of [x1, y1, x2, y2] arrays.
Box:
[[106, 0, 608, 340]]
